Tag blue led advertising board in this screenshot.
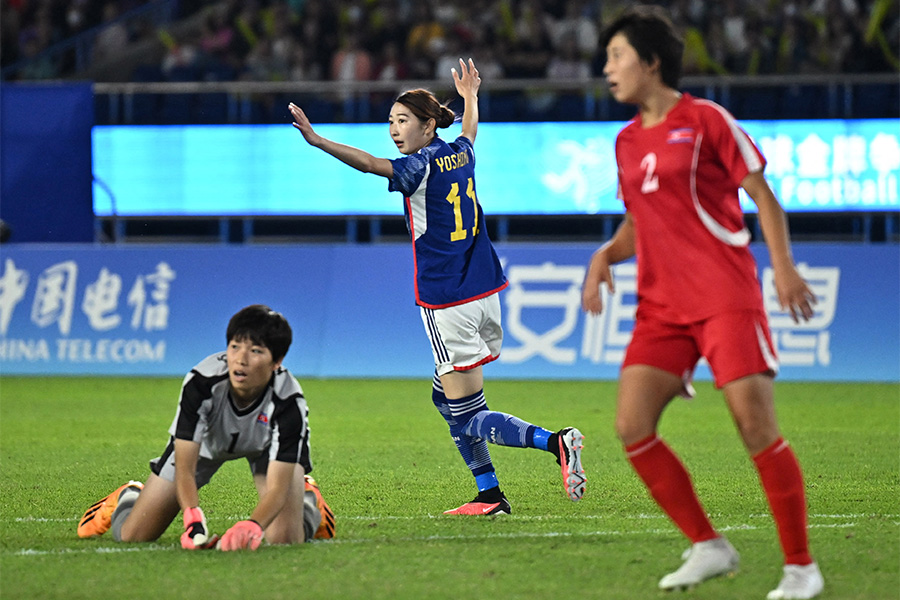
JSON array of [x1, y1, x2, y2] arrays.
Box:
[[92, 119, 899, 217]]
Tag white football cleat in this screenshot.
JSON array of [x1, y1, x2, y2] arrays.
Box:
[[766, 562, 824, 599], [557, 427, 586, 501], [658, 536, 739, 590]]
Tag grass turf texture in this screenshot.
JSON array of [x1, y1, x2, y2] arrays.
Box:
[[0, 377, 897, 600]]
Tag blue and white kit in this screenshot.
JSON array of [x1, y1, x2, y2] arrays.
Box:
[[389, 135, 507, 309]]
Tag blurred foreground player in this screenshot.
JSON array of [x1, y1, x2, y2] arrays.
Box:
[[289, 59, 585, 515], [78, 305, 335, 550], [581, 6, 823, 599]]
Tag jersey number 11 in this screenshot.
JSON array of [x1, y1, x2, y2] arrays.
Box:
[[446, 177, 480, 241]]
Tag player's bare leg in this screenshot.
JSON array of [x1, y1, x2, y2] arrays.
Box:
[[116, 473, 181, 542], [725, 374, 822, 599], [614, 365, 678, 446], [722, 373, 780, 455], [618, 365, 738, 590]]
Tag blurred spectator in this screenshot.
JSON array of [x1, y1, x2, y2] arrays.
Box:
[[682, 23, 728, 75], [374, 41, 409, 82], [160, 31, 200, 79], [774, 15, 815, 74], [229, 0, 266, 64], [16, 5, 59, 79], [289, 43, 323, 80], [365, 0, 411, 59], [198, 9, 234, 63], [17, 30, 56, 79], [720, 0, 751, 72], [294, 0, 338, 81], [434, 34, 467, 79], [474, 41, 506, 81], [4, 0, 897, 83], [405, 3, 444, 78], [330, 29, 373, 82], [244, 37, 281, 80], [549, 0, 598, 62], [64, 1, 90, 38], [504, 0, 554, 78], [92, 2, 129, 64], [546, 36, 591, 80]]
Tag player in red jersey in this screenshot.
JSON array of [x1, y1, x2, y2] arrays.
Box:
[[581, 6, 823, 599]]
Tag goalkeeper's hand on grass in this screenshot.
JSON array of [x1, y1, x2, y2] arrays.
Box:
[[219, 520, 263, 551], [181, 507, 218, 550]]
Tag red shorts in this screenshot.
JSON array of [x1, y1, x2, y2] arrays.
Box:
[[623, 308, 779, 389]]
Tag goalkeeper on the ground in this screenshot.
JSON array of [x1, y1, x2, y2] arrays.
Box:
[[77, 304, 335, 550]]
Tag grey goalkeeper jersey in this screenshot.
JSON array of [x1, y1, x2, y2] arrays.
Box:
[[168, 352, 311, 471]]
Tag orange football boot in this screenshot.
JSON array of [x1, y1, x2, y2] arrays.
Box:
[[77, 481, 143, 538], [304, 475, 335, 539]]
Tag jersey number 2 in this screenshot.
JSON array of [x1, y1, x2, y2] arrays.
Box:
[[446, 178, 480, 241], [640, 153, 660, 193]]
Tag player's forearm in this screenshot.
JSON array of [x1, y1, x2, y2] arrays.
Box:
[[600, 215, 637, 265], [173, 438, 201, 509], [758, 200, 796, 270], [175, 469, 200, 509], [460, 92, 478, 142], [316, 138, 392, 177], [248, 461, 294, 530], [745, 172, 796, 270], [248, 492, 287, 531]]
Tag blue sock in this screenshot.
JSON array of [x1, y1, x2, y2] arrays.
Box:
[[432, 374, 497, 491], [447, 389, 553, 450], [533, 428, 552, 451]]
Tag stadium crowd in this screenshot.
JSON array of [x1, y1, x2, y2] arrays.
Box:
[[2, 0, 898, 83]]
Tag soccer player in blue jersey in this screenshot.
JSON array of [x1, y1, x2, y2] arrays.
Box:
[[289, 58, 586, 515]]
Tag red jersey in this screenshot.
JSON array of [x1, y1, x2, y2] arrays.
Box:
[[615, 93, 766, 323]]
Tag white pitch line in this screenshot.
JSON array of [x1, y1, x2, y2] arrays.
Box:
[[7, 522, 858, 557], [13, 512, 899, 524]]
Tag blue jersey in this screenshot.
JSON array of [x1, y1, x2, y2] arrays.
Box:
[[389, 135, 507, 308]]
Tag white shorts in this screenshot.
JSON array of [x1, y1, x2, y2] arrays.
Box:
[[420, 293, 503, 376]]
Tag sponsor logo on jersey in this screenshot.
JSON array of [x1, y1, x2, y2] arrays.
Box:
[[257, 413, 269, 425]]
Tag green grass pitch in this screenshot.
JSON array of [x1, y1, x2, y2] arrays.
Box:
[[0, 377, 897, 599]]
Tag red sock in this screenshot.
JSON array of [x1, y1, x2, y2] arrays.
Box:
[[753, 438, 812, 565], [625, 434, 717, 543]]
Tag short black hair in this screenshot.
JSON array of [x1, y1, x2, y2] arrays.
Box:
[[600, 4, 684, 89], [226, 304, 292, 363]]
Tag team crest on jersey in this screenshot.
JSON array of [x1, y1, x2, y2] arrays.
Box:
[[667, 128, 694, 144], [257, 413, 269, 425]]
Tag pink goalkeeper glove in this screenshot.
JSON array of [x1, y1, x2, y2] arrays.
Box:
[[181, 507, 217, 550], [219, 520, 263, 551]]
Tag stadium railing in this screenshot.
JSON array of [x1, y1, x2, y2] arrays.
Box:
[[92, 72, 899, 124]]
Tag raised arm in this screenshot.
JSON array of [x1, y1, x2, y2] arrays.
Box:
[[289, 102, 394, 178], [451, 58, 480, 144]]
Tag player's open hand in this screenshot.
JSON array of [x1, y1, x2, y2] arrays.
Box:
[[452, 58, 481, 98], [219, 519, 263, 551], [774, 264, 816, 323], [289, 102, 323, 147]]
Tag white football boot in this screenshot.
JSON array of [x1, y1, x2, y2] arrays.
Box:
[[766, 562, 824, 599], [658, 536, 740, 590]]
